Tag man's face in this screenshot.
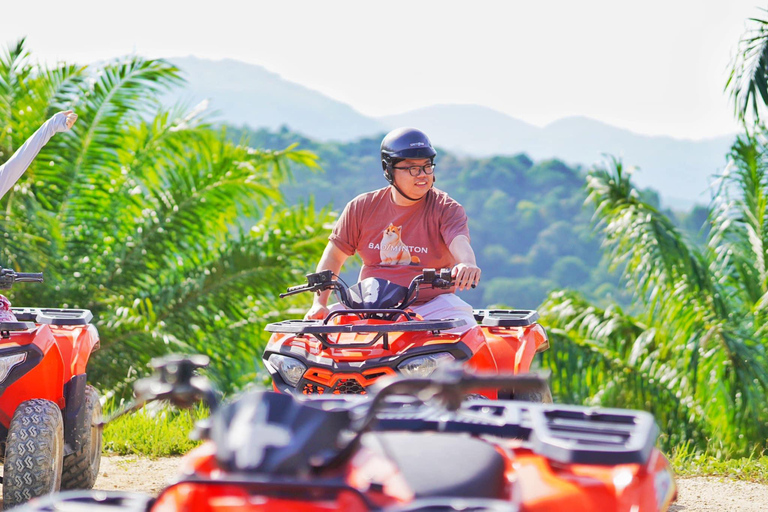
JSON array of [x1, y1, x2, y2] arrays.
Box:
[[391, 158, 434, 200]]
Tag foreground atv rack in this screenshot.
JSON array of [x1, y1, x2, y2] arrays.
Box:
[[359, 399, 658, 466]]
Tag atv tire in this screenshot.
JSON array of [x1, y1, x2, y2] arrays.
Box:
[[61, 385, 102, 490], [3, 399, 64, 510], [513, 383, 553, 403]]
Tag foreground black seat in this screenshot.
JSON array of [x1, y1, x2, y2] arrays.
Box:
[[368, 432, 507, 499]]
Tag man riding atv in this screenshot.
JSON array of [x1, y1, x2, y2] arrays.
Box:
[[305, 127, 480, 333]]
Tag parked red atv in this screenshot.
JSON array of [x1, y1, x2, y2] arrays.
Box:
[[14, 355, 677, 512], [263, 269, 551, 401], [0, 267, 102, 509]]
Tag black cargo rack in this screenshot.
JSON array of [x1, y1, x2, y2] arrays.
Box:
[[11, 308, 93, 326], [266, 315, 465, 350], [0, 320, 36, 338], [473, 309, 539, 327], [369, 400, 657, 466]]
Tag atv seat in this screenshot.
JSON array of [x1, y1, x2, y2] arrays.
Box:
[[368, 432, 507, 499]]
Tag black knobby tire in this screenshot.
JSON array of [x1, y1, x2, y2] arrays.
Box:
[[61, 385, 102, 490], [3, 399, 64, 510], [513, 383, 554, 403]]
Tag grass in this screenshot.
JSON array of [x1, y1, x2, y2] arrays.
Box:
[[102, 399, 206, 457], [670, 443, 768, 483]]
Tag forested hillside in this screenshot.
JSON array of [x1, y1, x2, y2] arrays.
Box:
[[228, 126, 705, 309]]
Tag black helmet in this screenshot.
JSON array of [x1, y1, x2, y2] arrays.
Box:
[[381, 127, 437, 183]]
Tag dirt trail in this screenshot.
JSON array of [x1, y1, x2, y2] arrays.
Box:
[[3, 455, 768, 510]]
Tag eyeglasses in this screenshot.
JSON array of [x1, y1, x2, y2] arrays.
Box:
[[392, 163, 436, 176]]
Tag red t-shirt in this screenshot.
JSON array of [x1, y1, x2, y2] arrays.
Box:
[[329, 187, 470, 304]]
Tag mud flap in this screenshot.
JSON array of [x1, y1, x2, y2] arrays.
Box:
[[63, 374, 87, 456]]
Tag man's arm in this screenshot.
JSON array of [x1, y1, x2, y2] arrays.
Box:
[[304, 241, 350, 320], [0, 111, 77, 199], [449, 235, 481, 291]]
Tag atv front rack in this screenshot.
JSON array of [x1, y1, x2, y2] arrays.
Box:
[[0, 320, 36, 338], [11, 307, 93, 326], [266, 312, 465, 350]]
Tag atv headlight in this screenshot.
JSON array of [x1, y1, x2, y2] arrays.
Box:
[[397, 352, 455, 378], [0, 353, 26, 383], [267, 354, 307, 387]]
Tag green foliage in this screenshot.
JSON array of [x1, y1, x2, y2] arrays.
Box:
[[0, 41, 332, 391], [727, 9, 768, 125]]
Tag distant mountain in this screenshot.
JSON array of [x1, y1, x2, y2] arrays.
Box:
[[165, 57, 737, 207], [167, 57, 387, 141], [381, 106, 735, 208]]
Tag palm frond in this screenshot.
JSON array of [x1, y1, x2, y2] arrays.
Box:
[[727, 12, 768, 124]]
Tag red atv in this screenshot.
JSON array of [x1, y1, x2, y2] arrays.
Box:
[[13, 355, 677, 512], [263, 269, 551, 401], [0, 267, 102, 509]]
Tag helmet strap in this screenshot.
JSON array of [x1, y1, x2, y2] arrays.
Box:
[[383, 159, 431, 202], [391, 182, 423, 202]]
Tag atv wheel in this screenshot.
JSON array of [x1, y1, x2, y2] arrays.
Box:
[[3, 399, 64, 510], [513, 383, 553, 403], [61, 385, 102, 490]]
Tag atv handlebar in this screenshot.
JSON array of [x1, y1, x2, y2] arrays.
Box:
[[359, 366, 550, 432], [0, 268, 44, 290], [279, 268, 472, 309]]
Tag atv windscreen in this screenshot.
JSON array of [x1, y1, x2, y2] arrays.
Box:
[[343, 277, 408, 309], [211, 391, 353, 475]]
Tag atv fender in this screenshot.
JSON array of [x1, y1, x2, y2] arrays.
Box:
[[62, 373, 87, 455], [0, 326, 65, 427], [52, 324, 100, 379], [482, 323, 549, 374]]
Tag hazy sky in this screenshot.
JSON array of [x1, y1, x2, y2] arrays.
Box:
[[1, 0, 762, 139]]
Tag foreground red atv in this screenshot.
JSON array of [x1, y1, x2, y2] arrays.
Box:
[[15, 355, 677, 512], [0, 267, 102, 509], [263, 269, 551, 401]]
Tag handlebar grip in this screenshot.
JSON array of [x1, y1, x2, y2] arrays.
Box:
[[286, 284, 309, 293], [13, 272, 44, 282], [279, 288, 310, 299]]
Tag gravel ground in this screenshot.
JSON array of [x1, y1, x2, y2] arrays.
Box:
[[2, 456, 767, 510], [669, 476, 768, 511]]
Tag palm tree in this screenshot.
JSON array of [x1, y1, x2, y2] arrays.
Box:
[[0, 40, 332, 391], [540, 155, 768, 453]]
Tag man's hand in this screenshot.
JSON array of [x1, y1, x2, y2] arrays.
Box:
[[63, 110, 78, 130], [304, 302, 330, 320], [53, 110, 78, 132], [451, 263, 481, 291]]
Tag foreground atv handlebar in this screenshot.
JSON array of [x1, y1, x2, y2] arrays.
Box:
[[0, 268, 44, 290], [100, 355, 549, 434], [358, 366, 550, 434], [98, 354, 218, 427]]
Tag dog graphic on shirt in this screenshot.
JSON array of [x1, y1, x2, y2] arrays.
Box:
[[380, 224, 420, 265]]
